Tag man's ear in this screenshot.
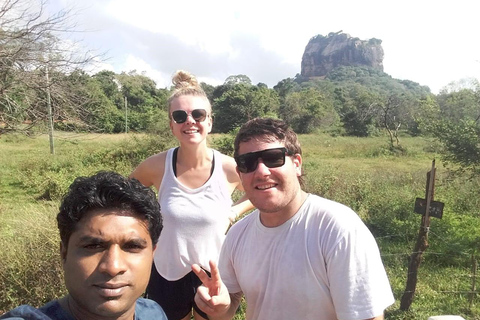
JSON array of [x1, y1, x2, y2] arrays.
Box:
[[293, 153, 302, 176], [60, 241, 67, 263]]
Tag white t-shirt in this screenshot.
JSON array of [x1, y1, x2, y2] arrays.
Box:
[[219, 194, 394, 320], [155, 148, 233, 280]]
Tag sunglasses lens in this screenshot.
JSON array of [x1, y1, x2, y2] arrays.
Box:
[[191, 109, 207, 122], [261, 149, 286, 168], [245, 154, 260, 173], [172, 109, 207, 123], [235, 148, 287, 173], [172, 110, 187, 123], [236, 153, 256, 173]]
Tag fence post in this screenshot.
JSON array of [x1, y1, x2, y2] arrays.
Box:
[[400, 160, 436, 311], [470, 251, 477, 309]]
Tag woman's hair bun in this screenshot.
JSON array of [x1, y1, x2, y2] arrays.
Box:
[[172, 70, 199, 89]]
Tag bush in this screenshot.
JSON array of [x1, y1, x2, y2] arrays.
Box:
[[87, 131, 176, 171], [0, 205, 66, 313], [17, 130, 177, 201], [209, 128, 239, 157], [19, 155, 97, 201]]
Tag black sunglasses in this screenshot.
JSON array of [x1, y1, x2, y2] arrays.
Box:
[[171, 109, 207, 124], [235, 147, 291, 173]]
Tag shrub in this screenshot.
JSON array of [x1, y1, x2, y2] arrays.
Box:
[[209, 128, 239, 157], [87, 131, 176, 170], [18, 131, 177, 201], [0, 205, 66, 313]]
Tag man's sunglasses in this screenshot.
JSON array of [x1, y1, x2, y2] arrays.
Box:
[[235, 147, 291, 173], [171, 109, 207, 124]]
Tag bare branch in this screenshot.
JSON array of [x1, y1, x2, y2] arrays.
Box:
[[0, 0, 105, 137]]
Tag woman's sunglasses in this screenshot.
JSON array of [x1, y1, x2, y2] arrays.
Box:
[[235, 147, 291, 173], [171, 109, 207, 124]]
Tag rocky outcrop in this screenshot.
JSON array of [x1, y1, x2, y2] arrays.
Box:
[[301, 32, 384, 78]]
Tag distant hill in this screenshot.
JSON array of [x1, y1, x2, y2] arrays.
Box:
[[301, 32, 384, 78], [298, 32, 430, 96]]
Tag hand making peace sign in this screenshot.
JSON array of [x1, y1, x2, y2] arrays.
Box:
[[192, 260, 231, 317]]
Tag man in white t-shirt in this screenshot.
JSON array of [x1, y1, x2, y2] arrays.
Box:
[[192, 118, 395, 320]]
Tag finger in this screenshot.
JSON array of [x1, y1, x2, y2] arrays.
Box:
[[208, 260, 221, 296], [192, 264, 211, 285], [209, 260, 221, 282], [194, 287, 215, 314], [196, 285, 213, 302]]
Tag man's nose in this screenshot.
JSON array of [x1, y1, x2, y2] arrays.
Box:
[[254, 159, 272, 175], [98, 246, 127, 276]]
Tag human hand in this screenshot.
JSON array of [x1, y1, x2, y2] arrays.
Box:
[[192, 260, 231, 316], [228, 208, 238, 224]]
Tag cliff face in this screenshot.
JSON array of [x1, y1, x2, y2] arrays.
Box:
[[301, 32, 384, 78]]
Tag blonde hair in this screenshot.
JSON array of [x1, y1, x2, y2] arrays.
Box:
[[167, 70, 210, 111]]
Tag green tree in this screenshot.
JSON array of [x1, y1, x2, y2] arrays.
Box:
[[337, 85, 382, 136], [93, 70, 124, 106], [426, 80, 480, 174], [116, 71, 166, 111], [115, 71, 169, 132], [223, 74, 252, 86], [280, 88, 339, 134], [434, 119, 480, 174], [273, 78, 300, 100], [213, 84, 279, 133], [200, 82, 215, 103], [378, 94, 418, 146]]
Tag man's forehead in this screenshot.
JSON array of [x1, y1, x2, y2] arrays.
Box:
[[74, 210, 149, 232], [239, 138, 284, 153]]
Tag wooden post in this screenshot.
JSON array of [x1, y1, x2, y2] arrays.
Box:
[[46, 66, 55, 155], [124, 96, 128, 133], [470, 251, 477, 309], [423, 160, 436, 229], [400, 160, 436, 311]]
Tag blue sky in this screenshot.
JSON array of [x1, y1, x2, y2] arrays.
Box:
[[46, 0, 480, 93]]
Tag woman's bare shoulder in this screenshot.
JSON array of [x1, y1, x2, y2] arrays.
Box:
[[218, 152, 236, 169], [130, 150, 169, 187], [219, 152, 241, 183]]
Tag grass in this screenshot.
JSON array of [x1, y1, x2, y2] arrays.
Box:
[[1, 131, 479, 319], [0, 132, 134, 313]]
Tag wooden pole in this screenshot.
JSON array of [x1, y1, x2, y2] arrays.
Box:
[[400, 159, 435, 311], [470, 252, 477, 309], [124, 96, 128, 133], [46, 67, 55, 155], [423, 160, 436, 229]]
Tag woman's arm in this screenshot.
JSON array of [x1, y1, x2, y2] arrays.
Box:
[[229, 194, 254, 223], [129, 152, 166, 191]]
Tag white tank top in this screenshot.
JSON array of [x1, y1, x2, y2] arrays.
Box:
[[154, 148, 233, 280]]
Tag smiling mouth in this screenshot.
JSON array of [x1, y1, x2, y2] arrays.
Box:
[[183, 129, 199, 134], [256, 183, 277, 190]]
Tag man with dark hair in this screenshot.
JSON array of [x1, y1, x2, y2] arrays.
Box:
[[193, 118, 394, 320], [1, 171, 167, 320]]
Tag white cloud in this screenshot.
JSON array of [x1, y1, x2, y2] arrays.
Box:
[[122, 55, 172, 88], [104, 0, 236, 55], [46, 0, 480, 93]]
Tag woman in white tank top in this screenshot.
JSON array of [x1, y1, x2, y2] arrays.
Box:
[[129, 70, 252, 320]]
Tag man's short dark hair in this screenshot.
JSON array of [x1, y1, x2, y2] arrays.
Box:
[[233, 118, 302, 158], [234, 118, 304, 185], [57, 171, 162, 246]]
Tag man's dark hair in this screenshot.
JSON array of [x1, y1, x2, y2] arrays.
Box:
[[234, 118, 304, 184], [57, 171, 162, 246]]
